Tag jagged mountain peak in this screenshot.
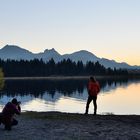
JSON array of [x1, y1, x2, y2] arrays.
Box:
[[0, 44, 139, 69], [44, 48, 57, 53]]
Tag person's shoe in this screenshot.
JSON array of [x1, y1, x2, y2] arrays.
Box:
[[84, 112, 88, 115], [5, 126, 11, 131], [93, 112, 96, 115]]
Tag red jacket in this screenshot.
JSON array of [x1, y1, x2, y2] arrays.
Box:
[[88, 81, 100, 96]]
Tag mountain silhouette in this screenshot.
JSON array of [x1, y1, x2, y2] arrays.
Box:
[[0, 45, 139, 69], [0, 45, 34, 60]]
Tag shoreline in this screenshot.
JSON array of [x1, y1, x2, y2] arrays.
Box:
[[2, 75, 140, 80], [0, 111, 140, 140]]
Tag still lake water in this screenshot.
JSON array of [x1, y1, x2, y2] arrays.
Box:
[[0, 78, 140, 115]]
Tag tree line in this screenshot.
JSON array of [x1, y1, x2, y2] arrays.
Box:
[[0, 59, 128, 77]]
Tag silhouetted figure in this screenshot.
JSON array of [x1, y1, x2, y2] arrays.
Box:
[[0, 98, 21, 130], [85, 77, 100, 115]]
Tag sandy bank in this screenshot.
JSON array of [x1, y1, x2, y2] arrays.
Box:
[[0, 112, 140, 140]]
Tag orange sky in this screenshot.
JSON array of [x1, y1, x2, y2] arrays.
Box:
[[0, 0, 140, 65]]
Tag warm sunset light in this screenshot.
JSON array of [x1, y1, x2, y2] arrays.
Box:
[[98, 82, 140, 114], [0, 1, 140, 139], [0, 0, 140, 65]]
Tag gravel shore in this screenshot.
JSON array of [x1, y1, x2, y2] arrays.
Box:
[[0, 112, 140, 140]]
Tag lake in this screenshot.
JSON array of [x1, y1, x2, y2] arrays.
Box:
[[0, 77, 140, 115]]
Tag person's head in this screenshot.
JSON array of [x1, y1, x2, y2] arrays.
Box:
[[11, 98, 19, 105], [90, 76, 96, 83]]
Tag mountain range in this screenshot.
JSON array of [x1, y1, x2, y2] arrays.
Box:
[[0, 45, 139, 69]]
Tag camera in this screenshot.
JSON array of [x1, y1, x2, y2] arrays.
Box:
[[17, 101, 21, 105]]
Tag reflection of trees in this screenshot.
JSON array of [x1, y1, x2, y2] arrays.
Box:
[[98, 77, 140, 93], [0, 79, 87, 98], [99, 78, 129, 90], [0, 78, 139, 99]]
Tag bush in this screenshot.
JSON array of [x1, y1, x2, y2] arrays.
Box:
[[0, 68, 4, 90]]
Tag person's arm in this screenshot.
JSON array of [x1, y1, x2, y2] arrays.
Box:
[[13, 104, 21, 115], [18, 102, 21, 112], [88, 83, 91, 95], [17, 105, 21, 113], [96, 82, 100, 94]]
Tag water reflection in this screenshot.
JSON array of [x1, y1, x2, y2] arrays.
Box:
[[0, 78, 140, 114], [0, 78, 137, 97], [1, 79, 87, 98]]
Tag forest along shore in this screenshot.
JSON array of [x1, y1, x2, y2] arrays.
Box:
[[0, 112, 140, 140]]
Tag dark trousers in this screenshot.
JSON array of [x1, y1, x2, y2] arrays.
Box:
[[85, 96, 97, 114], [4, 118, 18, 130]]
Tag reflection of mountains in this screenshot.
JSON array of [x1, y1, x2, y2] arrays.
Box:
[[0, 78, 140, 102], [0, 78, 139, 96]]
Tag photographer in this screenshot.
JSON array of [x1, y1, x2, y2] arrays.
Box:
[[1, 98, 21, 130]]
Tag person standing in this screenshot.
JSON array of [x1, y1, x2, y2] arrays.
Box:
[[85, 77, 100, 115]]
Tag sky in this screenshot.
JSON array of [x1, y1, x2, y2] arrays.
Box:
[[0, 0, 140, 65]]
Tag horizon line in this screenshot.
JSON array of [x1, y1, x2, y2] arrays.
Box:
[[0, 44, 139, 67]]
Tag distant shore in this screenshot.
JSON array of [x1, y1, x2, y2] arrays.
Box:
[[0, 111, 140, 140], [2, 75, 140, 80]]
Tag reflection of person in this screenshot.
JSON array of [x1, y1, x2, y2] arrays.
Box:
[[0, 98, 21, 130], [85, 77, 100, 115]]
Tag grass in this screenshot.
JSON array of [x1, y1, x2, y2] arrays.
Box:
[[22, 111, 100, 120]]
